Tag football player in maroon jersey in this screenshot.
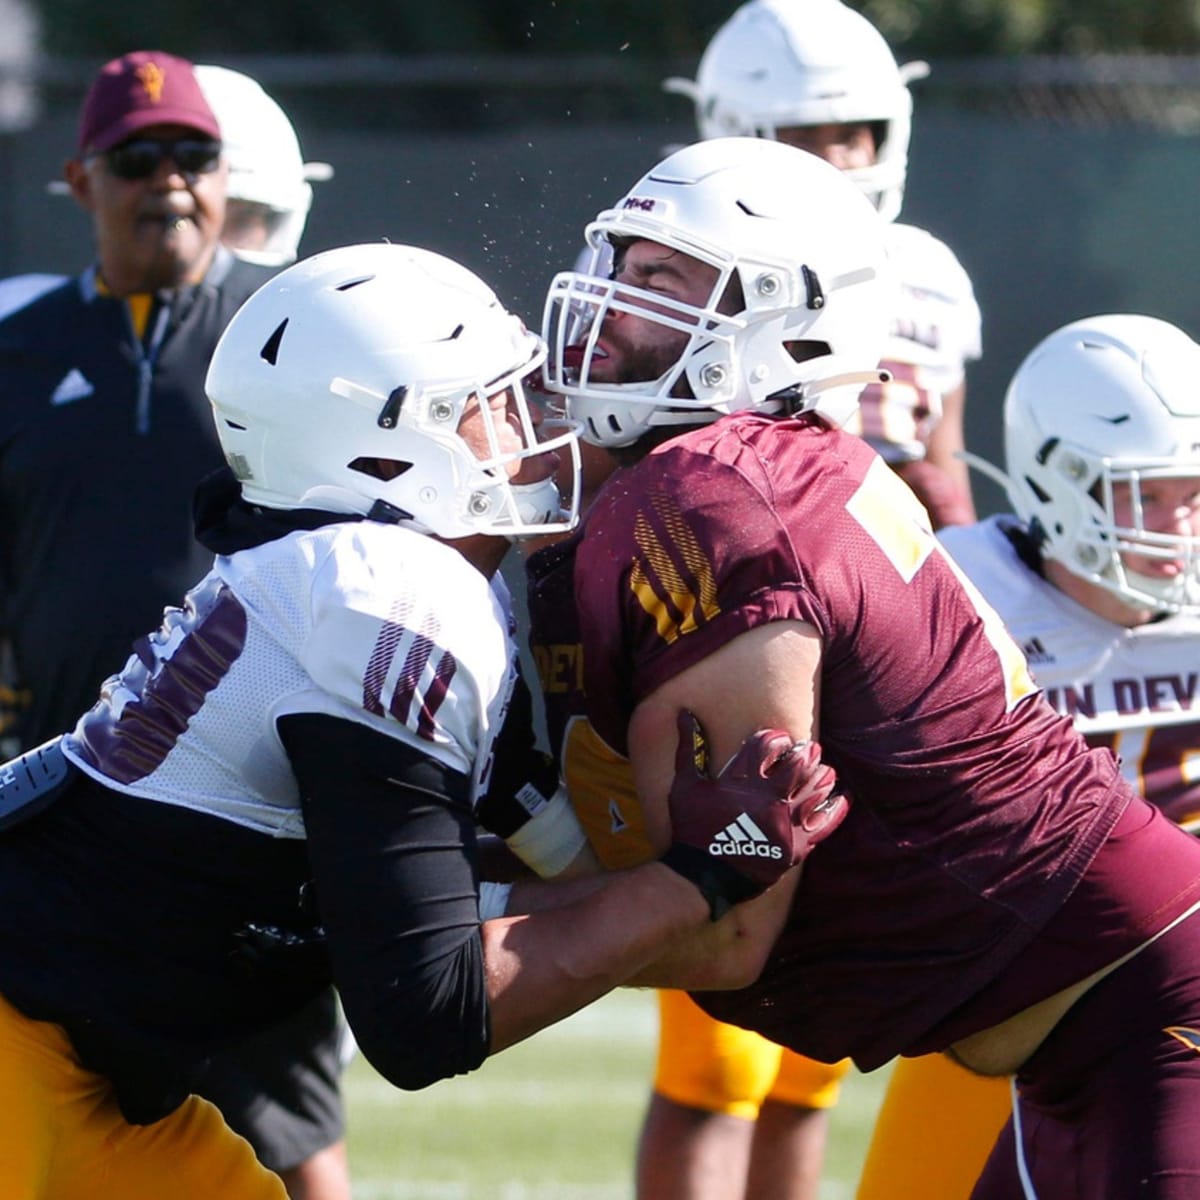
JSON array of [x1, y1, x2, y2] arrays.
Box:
[[531, 135, 1200, 1198]]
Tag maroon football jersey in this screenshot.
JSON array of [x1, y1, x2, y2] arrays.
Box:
[[529, 414, 1200, 1068]]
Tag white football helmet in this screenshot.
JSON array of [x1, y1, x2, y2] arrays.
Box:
[[982, 314, 1200, 614], [206, 243, 580, 539], [195, 65, 333, 266], [664, 0, 926, 222], [542, 137, 895, 449]]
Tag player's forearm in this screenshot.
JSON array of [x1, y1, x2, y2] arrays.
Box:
[[505, 862, 608, 913], [482, 861, 709, 1052], [624, 867, 800, 990]]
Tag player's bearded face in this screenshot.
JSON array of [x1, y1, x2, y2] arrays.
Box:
[[598, 322, 693, 386], [588, 240, 720, 387]]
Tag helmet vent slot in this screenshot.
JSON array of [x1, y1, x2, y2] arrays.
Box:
[[785, 339, 831, 364], [260, 319, 288, 366], [1035, 437, 1059, 466], [1025, 476, 1051, 504], [335, 275, 374, 292]]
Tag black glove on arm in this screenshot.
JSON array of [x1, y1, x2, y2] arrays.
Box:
[[660, 710, 849, 920]]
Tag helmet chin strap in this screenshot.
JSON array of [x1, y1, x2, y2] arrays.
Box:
[[510, 477, 566, 530]]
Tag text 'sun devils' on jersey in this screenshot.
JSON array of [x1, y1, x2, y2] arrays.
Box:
[[942, 516, 1200, 827]]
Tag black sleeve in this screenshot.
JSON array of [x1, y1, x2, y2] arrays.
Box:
[[278, 711, 491, 1090], [474, 670, 560, 839]]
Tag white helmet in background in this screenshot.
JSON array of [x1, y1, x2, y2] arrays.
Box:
[[542, 137, 895, 449], [206, 243, 580, 539], [665, 0, 926, 222], [195, 64, 333, 266], [999, 314, 1200, 614]]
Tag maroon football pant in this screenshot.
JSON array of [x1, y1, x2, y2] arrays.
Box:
[[971, 908, 1200, 1199]]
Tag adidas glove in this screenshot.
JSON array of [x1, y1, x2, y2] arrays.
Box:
[[660, 710, 848, 921]]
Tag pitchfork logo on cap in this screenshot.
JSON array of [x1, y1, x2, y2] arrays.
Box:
[[137, 61, 166, 104]]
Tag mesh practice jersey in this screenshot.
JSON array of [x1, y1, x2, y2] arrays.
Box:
[[531, 413, 1200, 1070], [844, 222, 981, 463], [65, 519, 520, 835], [941, 516, 1200, 826]]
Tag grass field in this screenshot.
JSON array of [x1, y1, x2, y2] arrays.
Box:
[[343, 989, 892, 1199]]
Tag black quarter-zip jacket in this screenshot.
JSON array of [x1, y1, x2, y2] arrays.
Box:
[[0, 248, 275, 746]]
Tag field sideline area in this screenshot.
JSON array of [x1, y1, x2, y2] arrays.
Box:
[[343, 989, 893, 1198]]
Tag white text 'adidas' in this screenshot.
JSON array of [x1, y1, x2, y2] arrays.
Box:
[[709, 812, 783, 860]]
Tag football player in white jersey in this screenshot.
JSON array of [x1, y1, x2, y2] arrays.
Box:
[[858, 312, 1200, 1199], [0, 241, 831, 1200], [642, 3, 982, 1196]]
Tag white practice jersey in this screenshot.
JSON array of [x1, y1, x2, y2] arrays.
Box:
[[940, 515, 1200, 823], [845, 221, 982, 462], [64, 520, 520, 838]]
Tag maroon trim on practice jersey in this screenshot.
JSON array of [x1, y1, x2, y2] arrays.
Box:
[[73, 578, 247, 784]]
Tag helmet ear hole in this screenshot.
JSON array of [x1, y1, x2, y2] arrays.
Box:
[[349, 457, 412, 483], [785, 340, 831, 364]]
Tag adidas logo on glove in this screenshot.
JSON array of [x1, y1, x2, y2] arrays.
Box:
[[709, 812, 784, 860]]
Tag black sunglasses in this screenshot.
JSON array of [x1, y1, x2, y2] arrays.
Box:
[[101, 137, 223, 181]]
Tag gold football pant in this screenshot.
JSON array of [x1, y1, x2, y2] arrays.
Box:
[[0, 990, 286, 1200], [856, 1052, 1011, 1200], [654, 989, 850, 1118]]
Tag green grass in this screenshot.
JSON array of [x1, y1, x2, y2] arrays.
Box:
[[343, 989, 892, 1199]]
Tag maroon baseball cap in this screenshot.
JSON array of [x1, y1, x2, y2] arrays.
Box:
[[77, 50, 221, 155]]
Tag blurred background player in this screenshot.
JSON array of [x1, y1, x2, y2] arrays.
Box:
[[667, 0, 980, 529], [193, 64, 332, 268], [857, 312, 1200, 1199], [639, 2, 983, 1195], [0, 52, 347, 1199]]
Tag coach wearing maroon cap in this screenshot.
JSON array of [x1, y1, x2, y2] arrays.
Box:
[[0, 48, 351, 1200], [65, 49, 227, 295]]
